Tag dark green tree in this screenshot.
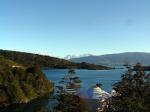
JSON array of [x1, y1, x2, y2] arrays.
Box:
[[105, 63, 150, 112]]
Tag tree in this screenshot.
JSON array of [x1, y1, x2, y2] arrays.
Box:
[[54, 69, 90, 112], [105, 63, 150, 112], [68, 68, 76, 75]]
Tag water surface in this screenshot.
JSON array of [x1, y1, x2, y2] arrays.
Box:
[[1, 68, 126, 112], [44, 69, 126, 92]]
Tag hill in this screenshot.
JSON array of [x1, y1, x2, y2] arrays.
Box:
[[70, 52, 150, 65], [0, 55, 20, 68], [0, 49, 111, 70], [0, 56, 54, 108]]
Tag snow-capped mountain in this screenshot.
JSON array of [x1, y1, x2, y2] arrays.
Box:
[[64, 54, 92, 60]]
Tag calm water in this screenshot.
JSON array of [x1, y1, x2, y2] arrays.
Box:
[[1, 68, 127, 112], [44, 68, 126, 92]]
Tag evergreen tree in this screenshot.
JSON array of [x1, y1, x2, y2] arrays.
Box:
[[105, 63, 150, 112]]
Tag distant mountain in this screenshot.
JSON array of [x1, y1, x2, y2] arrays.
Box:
[[70, 52, 150, 65], [64, 54, 93, 60], [64, 55, 77, 60]]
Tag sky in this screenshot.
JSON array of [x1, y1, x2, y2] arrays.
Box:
[[0, 0, 150, 58]]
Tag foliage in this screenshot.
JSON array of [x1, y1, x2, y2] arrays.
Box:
[[96, 82, 103, 88], [76, 62, 111, 70], [54, 69, 91, 112], [58, 69, 82, 94], [0, 49, 111, 70], [0, 55, 21, 70], [68, 68, 76, 75], [105, 63, 150, 112], [0, 56, 54, 108], [54, 94, 92, 112]]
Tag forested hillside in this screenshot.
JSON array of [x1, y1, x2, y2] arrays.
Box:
[[0, 49, 111, 70], [0, 56, 54, 108]]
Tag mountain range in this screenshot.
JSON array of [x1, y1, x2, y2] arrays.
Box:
[[69, 52, 150, 66]]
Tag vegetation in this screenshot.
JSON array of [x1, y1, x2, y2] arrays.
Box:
[[0, 55, 21, 68], [134, 63, 150, 71], [54, 94, 92, 112], [2, 94, 53, 112], [76, 62, 111, 70], [104, 63, 150, 112], [54, 69, 91, 112], [0, 49, 111, 70], [0, 56, 54, 108], [58, 68, 82, 94]]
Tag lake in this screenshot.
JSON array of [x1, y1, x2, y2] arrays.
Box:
[[1, 68, 127, 112], [44, 68, 127, 92]]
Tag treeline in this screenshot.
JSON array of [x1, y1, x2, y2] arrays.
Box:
[[53, 63, 150, 112], [103, 63, 150, 112], [134, 63, 150, 71], [0, 49, 111, 70], [0, 56, 54, 108]]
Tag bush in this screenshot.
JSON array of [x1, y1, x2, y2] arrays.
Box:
[[105, 63, 150, 112]]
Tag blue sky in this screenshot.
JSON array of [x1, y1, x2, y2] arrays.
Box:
[[0, 0, 150, 58]]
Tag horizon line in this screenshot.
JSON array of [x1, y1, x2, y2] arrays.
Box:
[[0, 49, 150, 59]]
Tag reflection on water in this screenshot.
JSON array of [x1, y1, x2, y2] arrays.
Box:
[[44, 69, 126, 92], [0, 94, 57, 112]]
